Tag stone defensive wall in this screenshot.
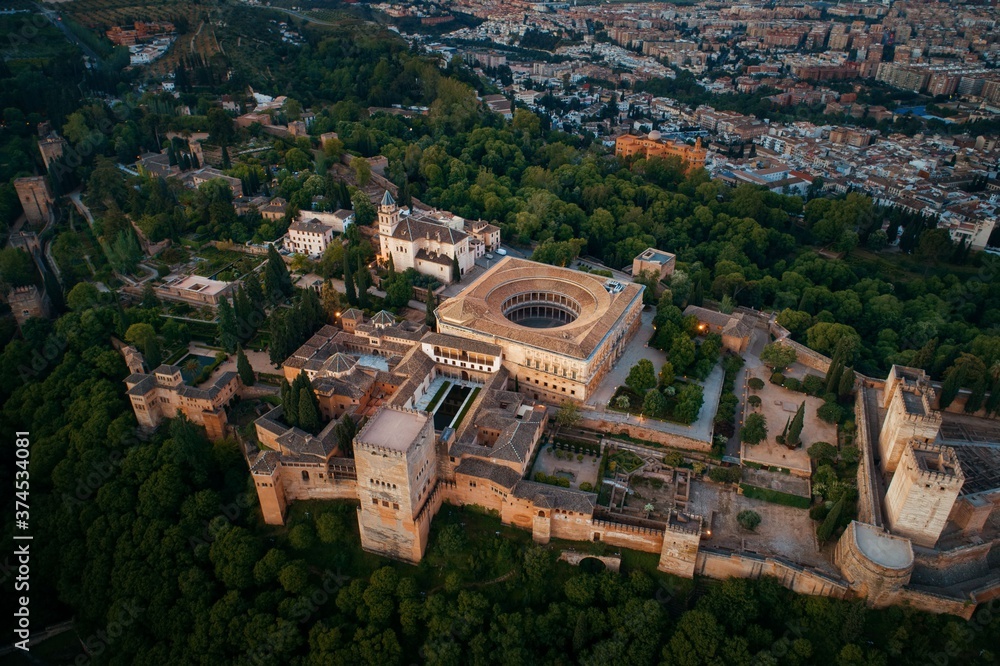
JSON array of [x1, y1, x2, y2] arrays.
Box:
[[578, 415, 713, 451], [696, 546, 849, 598], [854, 391, 884, 527], [894, 587, 978, 620], [834, 521, 913, 604], [280, 459, 358, 503]]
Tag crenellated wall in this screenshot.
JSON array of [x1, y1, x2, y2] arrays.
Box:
[[697, 548, 849, 598]]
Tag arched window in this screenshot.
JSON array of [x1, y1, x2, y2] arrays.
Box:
[[302, 470, 310, 481]]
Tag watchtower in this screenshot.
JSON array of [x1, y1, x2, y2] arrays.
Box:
[[885, 442, 963, 548], [879, 365, 942, 473], [354, 406, 439, 563]]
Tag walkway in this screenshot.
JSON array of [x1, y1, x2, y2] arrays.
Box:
[[586, 308, 665, 408], [727, 327, 768, 459], [580, 364, 724, 444]]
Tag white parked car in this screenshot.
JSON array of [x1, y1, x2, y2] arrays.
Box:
[[495, 248, 507, 256]]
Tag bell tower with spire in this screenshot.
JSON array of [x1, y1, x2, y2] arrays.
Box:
[[377, 190, 400, 264], [378, 190, 399, 235]]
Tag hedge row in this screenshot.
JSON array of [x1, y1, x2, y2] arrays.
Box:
[[739, 483, 811, 509]]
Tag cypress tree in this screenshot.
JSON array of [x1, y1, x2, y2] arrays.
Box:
[[237, 346, 254, 386], [285, 377, 300, 427], [837, 366, 856, 400], [234, 286, 253, 335], [451, 254, 461, 283], [217, 297, 239, 353], [817, 498, 844, 542], [344, 256, 357, 306], [244, 270, 264, 313], [265, 245, 291, 299], [965, 375, 988, 414], [425, 289, 436, 329], [939, 364, 965, 409], [145, 336, 162, 370], [826, 354, 844, 395], [280, 378, 294, 424], [298, 387, 320, 433], [986, 375, 1000, 416], [269, 310, 288, 365], [786, 402, 805, 448], [356, 266, 370, 308]]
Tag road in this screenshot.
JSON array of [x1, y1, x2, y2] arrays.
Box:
[[35, 3, 102, 62], [69, 192, 95, 229], [242, 3, 343, 26], [726, 326, 768, 459], [586, 308, 666, 409]]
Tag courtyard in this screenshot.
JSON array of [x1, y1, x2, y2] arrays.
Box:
[[530, 444, 601, 491], [741, 361, 838, 476], [686, 479, 834, 572]]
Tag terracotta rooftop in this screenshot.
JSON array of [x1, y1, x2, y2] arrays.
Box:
[[436, 257, 644, 360]]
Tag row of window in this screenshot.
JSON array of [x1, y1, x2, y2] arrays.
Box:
[[372, 498, 400, 510]]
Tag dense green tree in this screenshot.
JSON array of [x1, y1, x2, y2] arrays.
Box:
[[786, 402, 805, 448], [265, 245, 292, 299], [642, 388, 667, 418], [217, 297, 239, 353], [674, 384, 705, 424], [298, 385, 321, 433], [760, 343, 797, 371], [737, 510, 761, 531], [741, 413, 768, 445], [236, 346, 254, 386], [626, 359, 657, 395]]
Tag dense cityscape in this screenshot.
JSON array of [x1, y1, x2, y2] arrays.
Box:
[[1, 0, 1000, 664]]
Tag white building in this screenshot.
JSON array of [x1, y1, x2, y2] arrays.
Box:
[[288, 218, 336, 257], [376, 191, 475, 284]]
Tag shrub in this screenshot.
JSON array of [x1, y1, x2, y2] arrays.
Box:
[[802, 374, 826, 396], [579, 482, 594, 492], [708, 466, 742, 483], [748, 377, 765, 391], [782, 377, 802, 392], [747, 395, 762, 408], [809, 503, 830, 521], [663, 451, 684, 467], [817, 498, 844, 541], [739, 484, 811, 509], [770, 372, 785, 385], [737, 509, 762, 531], [818, 402, 842, 424], [577, 454, 584, 462], [807, 442, 837, 462]]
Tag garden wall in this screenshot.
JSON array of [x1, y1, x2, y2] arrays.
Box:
[[578, 415, 712, 452]]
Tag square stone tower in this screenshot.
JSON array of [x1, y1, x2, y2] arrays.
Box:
[[14, 176, 53, 225], [8, 285, 50, 329], [354, 406, 439, 563], [879, 365, 942, 473], [885, 442, 964, 548]]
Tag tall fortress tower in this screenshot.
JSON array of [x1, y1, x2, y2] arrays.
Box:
[[354, 406, 439, 563], [879, 365, 942, 472], [884, 442, 964, 548]]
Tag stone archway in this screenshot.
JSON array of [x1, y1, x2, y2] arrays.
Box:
[[558, 550, 622, 573]]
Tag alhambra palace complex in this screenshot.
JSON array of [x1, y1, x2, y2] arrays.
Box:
[[123, 197, 1000, 618]]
